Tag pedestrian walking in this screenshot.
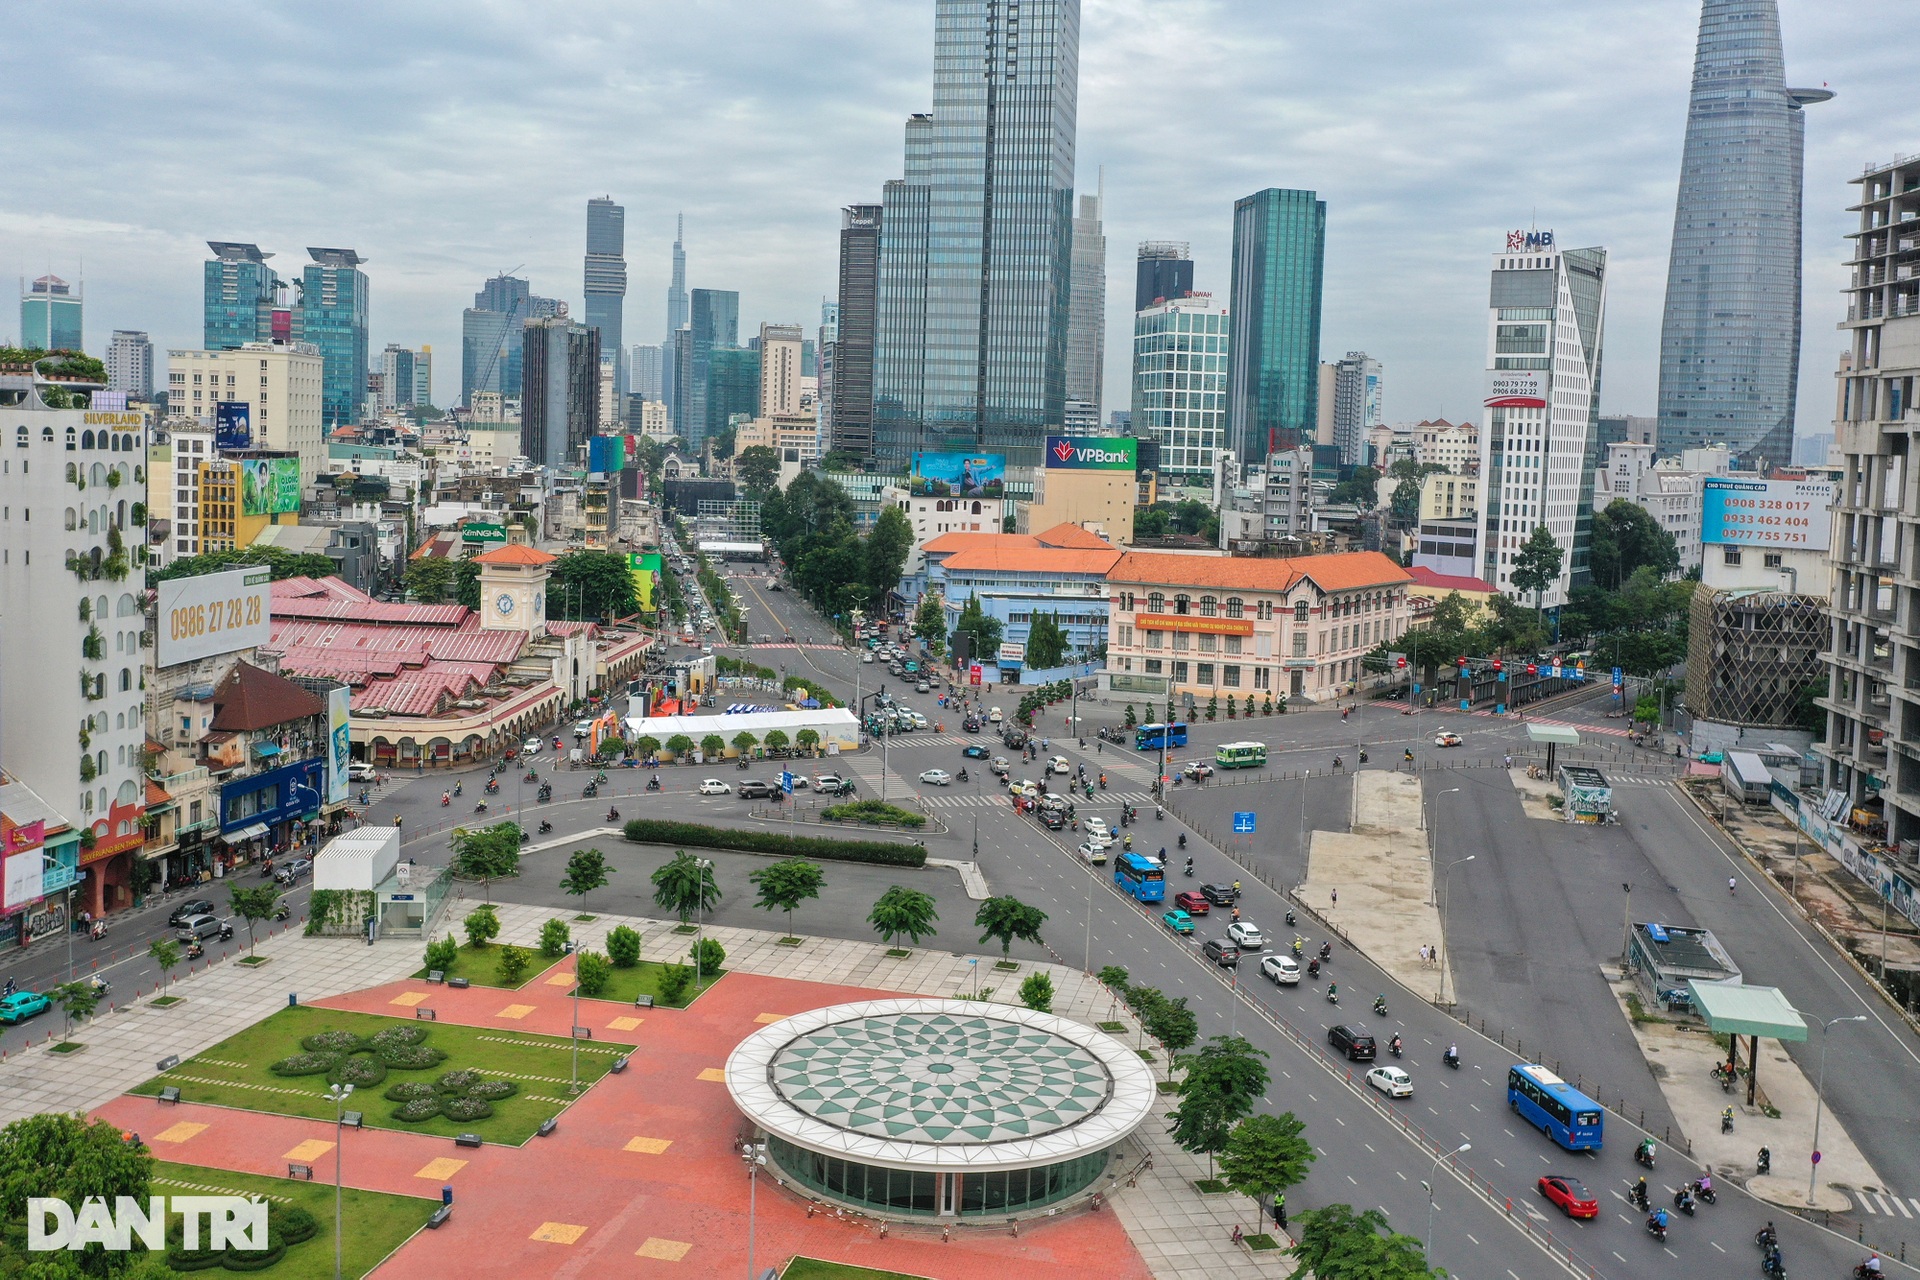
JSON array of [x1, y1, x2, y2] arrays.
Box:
[[1418, 945, 1429, 966], [1274, 1195, 1287, 1231]]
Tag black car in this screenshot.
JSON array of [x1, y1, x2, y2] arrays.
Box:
[[1039, 809, 1068, 831], [1002, 729, 1029, 750], [1328, 1024, 1377, 1061], [1202, 939, 1242, 968], [738, 779, 773, 799], [1200, 882, 1239, 907], [962, 744, 990, 760], [168, 899, 217, 927], [964, 716, 982, 733]]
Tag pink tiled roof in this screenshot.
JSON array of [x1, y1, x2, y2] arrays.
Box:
[[350, 668, 489, 716]]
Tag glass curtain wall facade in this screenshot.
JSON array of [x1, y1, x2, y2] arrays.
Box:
[[1135, 241, 1193, 312], [707, 347, 761, 442], [1066, 189, 1107, 422], [672, 288, 738, 451], [301, 248, 370, 430], [872, 0, 1080, 470], [1655, 0, 1830, 466], [522, 316, 599, 472], [833, 205, 882, 456], [766, 1136, 1108, 1218], [1133, 296, 1228, 482], [584, 196, 627, 399], [203, 244, 279, 351], [1227, 189, 1325, 464]]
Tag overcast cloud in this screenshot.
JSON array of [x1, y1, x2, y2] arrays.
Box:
[[0, 0, 1904, 434]]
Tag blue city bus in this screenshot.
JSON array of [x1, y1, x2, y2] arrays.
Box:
[[1114, 852, 1167, 903], [1507, 1064, 1604, 1151], [1135, 722, 1189, 751]]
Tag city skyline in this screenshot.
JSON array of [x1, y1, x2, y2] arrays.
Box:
[[0, 0, 1900, 430]]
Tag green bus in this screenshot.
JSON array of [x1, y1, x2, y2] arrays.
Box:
[[1215, 741, 1268, 769]]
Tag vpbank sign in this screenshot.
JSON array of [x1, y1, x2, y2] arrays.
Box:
[[30, 1196, 268, 1251], [1045, 435, 1137, 472]]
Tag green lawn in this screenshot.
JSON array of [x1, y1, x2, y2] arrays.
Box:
[[148, 1160, 435, 1279], [581, 958, 726, 1008], [783, 1259, 934, 1280], [127, 1005, 618, 1145], [409, 940, 552, 988]]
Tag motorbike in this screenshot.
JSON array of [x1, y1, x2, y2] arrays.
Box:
[[583, 783, 599, 799], [1673, 1189, 1696, 1216], [524, 770, 539, 783], [957, 768, 969, 782], [184, 941, 205, 961], [1713, 1062, 1737, 1093], [595, 771, 608, 784], [1388, 1036, 1403, 1058], [645, 778, 662, 792], [1182, 860, 1194, 878], [1722, 1108, 1735, 1134], [441, 794, 451, 807], [1761, 1246, 1786, 1276], [1307, 958, 1321, 979], [606, 807, 620, 822], [1754, 1225, 1778, 1251], [1285, 907, 1296, 927], [484, 779, 499, 795], [272, 902, 291, 922], [1690, 1178, 1717, 1205], [1098, 775, 1107, 790], [1178, 833, 1187, 849], [736, 758, 749, 770], [538, 820, 553, 834], [1757, 1146, 1772, 1176], [453, 782, 462, 797], [1357, 748, 1368, 763], [1442, 1046, 1460, 1069], [1319, 941, 1332, 962], [1155, 806, 1163, 820], [538, 785, 552, 802], [1373, 997, 1389, 1017], [1634, 1141, 1657, 1169], [1325, 986, 1339, 1005], [1630, 1182, 1649, 1210], [1855, 1264, 1887, 1280], [260, 859, 275, 877], [87, 977, 110, 997], [1645, 1213, 1668, 1242], [474, 801, 489, 813]]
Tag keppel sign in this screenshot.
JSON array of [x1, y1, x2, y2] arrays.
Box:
[[1045, 435, 1137, 471]]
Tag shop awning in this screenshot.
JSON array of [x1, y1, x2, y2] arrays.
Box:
[[252, 742, 282, 758], [221, 822, 270, 843]]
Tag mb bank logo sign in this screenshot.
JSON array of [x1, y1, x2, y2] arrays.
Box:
[[1045, 435, 1137, 471], [30, 1196, 268, 1252]]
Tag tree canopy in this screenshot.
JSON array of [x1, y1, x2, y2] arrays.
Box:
[[973, 895, 1047, 956], [1024, 610, 1070, 669], [868, 885, 939, 947], [650, 851, 721, 923], [1589, 499, 1681, 590], [749, 857, 825, 936], [148, 544, 337, 583], [952, 594, 1003, 660], [735, 445, 781, 497], [548, 549, 639, 620], [1508, 524, 1565, 610]]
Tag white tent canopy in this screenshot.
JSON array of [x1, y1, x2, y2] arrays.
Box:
[[623, 707, 860, 755]]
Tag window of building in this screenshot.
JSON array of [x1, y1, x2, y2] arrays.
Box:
[[1173, 661, 1189, 682], [1173, 594, 1191, 616], [1147, 592, 1164, 613], [1145, 630, 1163, 650], [1723, 548, 1743, 566], [1293, 633, 1308, 656], [1294, 600, 1309, 622], [1198, 595, 1217, 617], [1172, 632, 1190, 652], [1224, 597, 1244, 618], [1144, 659, 1162, 674], [1254, 667, 1271, 690], [1764, 553, 1782, 569], [1196, 663, 1215, 686], [1223, 665, 1241, 688], [1198, 634, 1217, 653]]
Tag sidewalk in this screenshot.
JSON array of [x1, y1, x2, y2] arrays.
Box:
[[1295, 771, 1454, 1004]]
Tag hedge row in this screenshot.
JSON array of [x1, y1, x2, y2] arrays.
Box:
[[621, 818, 926, 868]]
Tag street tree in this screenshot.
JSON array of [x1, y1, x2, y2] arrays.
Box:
[[226, 884, 283, 957], [1590, 499, 1680, 590], [1218, 1112, 1316, 1217], [1018, 971, 1055, 1013], [665, 733, 695, 759], [560, 847, 612, 897], [973, 895, 1047, 957], [912, 594, 945, 644], [749, 858, 826, 938], [651, 850, 721, 924], [863, 506, 915, 606], [51, 980, 101, 1043], [952, 595, 1003, 659], [763, 728, 790, 754], [0, 1112, 165, 1277], [700, 733, 726, 760], [547, 548, 639, 620], [1144, 996, 1199, 1080], [1024, 610, 1070, 669], [731, 730, 759, 758], [1286, 1203, 1440, 1279], [464, 903, 501, 948], [452, 556, 482, 610], [1508, 524, 1565, 615], [867, 885, 939, 949], [1168, 1035, 1270, 1176], [451, 822, 523, 902], [735, 445, 781, 497], [1097, 964, 1130, 1018], [148, 938, 181, 999], [403, 556, 455, 604], [794, 728, 821, 755]]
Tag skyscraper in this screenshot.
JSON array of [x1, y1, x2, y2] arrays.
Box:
[[832, 205, 881, 456], [585, 196, 627, 398], [1655, 0, 1830, 466], [708, 347, 761, 441], [872, 0, 1079, 469], [672, 288, 738, 450], [1226, 189, 1326, 463], [1135, 241, 1194, 311], [1477, 232, 1607, 609], [20, 275, 83, 350], [300, 247, 370, 429], [203, 242, 282, 351], [105, 330, 153, 399], [1133, 294, 1228, 482], [1066, 185, 1107, 422], [758, 323, 804, 418], [1331, 351, 1384, 466], [462, 275, 560, 406], [663, 214, 687, 424], [379, 343, 417, 412], [521, 313, 599, 472], [629, 343, 664, 403]]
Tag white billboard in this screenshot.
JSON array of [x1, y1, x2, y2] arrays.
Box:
[[325, 686, 352, 805], [1484, 371, 1547, 409], [155, 567, 273, 667], [1701, 477, 1834, 553]]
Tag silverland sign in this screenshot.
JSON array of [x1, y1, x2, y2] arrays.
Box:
[[1044, 435, 1137, 471]]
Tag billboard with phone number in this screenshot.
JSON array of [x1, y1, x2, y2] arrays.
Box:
[[1700, 477, 1833, 552]]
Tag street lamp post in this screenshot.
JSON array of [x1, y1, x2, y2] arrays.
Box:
[[1424, 1141, 1470, 1262], [326, 1082, 354, 1280], [1437, 855, 1475, 1006], [741, 1141, 768, 1279], [1808, 1014, 1869, 1205], [1425, 788, 1460, 903], [1620, 882, 1633, 968]]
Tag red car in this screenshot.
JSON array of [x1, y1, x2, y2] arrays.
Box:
[[1537, 1175, 1598, 1219], [1173, 891, 1211, 915]]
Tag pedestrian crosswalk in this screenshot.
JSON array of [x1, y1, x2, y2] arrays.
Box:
[[918, 789, 1155, 810], [1607, 775, 1675, 787], [1853, 1189, 1920, 1218]]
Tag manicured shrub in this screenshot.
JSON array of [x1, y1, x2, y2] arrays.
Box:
[[605, 924, 642, 967], [820, 800, 928, 829], [218, 1239, 287, 1271], [656, 963, 693, 1006], [690, 937, 726, 973], [423, 934, 457, 974], [391, 1096, 442, 1122], [441, 1095, 494, 1121], [374, 1043, 446, 1070], [300, 1030, 365, 1054], [538, 918, 571, 958], [495, 943, 530, 986], [328, 1054, 387, 1088], [467, 1078, 517, 1101], [384, 1081, 438, 1101], [369, 1024, 428, 1049], [574, 950, 611, 997], [436, 1069, 482, 1093], [274, 1206, 319, 1245], [622, 818, 924, 868], [268, 1052, 339, 1077]]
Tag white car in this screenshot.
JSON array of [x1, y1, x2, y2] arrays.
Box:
[[1260, 954, 1301, 985], [521, 738, 542, 756], [1047, 755, 1072, 775], [1227, 921, 1266, 950], [988, 707, 1004, 724], [920, 768, 953, 786], [1082, 830, 1115, 850], [1009, 779, 1040, 799], [700, 645, 714, 656], [1365, 1066, 1414, 1099], [862, 652, 875, 664], [1083, 817, 1112, 841], [347, 762, 377, 782], [697, 779, 732, 795], [573, 720, 593, 738], [1076, 842, 1109, 866]]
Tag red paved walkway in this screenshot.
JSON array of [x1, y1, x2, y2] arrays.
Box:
[[95, 969, 1150, 1279]]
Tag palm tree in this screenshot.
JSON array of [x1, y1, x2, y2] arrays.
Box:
[[651, 851, 721, 924]]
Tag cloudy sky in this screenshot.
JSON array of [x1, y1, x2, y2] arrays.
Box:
[[1, 0, 1904, 436]]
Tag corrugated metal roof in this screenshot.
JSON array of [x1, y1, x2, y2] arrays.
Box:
[[315, 826, 401, 892]]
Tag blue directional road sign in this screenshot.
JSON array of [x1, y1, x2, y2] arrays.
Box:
[[1232, 811, 1257, 834], [780, 771, 794, 794]]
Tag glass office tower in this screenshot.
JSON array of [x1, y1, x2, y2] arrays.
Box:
[[301, 248, 370, 430], [872, 0, 1080, 469], [671, 288, 738, 450], [1655, 0, 1830, 466], [203, 243, 280, 351], [1226, 189, 1326, 464], [585, 196, 627, 399]]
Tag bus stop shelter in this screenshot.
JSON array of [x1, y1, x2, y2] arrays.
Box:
[[1687, 981, 1807, 1108], [1527, 722, 1580, 775]]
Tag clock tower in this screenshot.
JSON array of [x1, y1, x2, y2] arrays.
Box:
[[472, 543, 556, 639]]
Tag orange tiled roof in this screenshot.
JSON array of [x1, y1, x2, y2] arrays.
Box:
[[941, 546, 1122, 576], [1108, 550, 1411, 593], [1407, 566, 1495, 594], [920, 531, 1039, 555], [473, 543, 556, 566], [1033, 523, 1116, 550]]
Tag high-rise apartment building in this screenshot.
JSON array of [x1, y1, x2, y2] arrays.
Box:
[[21, 275, 83, 351], [166, 343, 327, 487], [817, 300, 839, 443], [462, 275, 558, 406], [708, 347, 761, 441], [872, 0, 1079, 468], [1133, 294, 1229, 482], [1476, 232, 1607, 609], [1331, 351, 1384, 466], [585, 196, 627, 399], [629, 343, 664, 404], [832, 204, 881, 457], [1820, 153, 1920, 847], [203, 243, 284, 351], [0, 365, 147, 916], [379, 344, 418, 412], [1227, 188, 1326, 463], [300, 248, 370, 430], [521, 314, 599, 472], [1136, 241, 1194, 312], [1066, 187, 1107, 422], [672, 288, 738, 450], [758, 323, 805, 419], [105, 330, 153, 400], [412, 346, 432, 406], [1655, 0, 1831, 466]]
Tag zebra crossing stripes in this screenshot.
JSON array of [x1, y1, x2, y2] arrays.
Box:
[[1854, 1189, 1920, 1218], [918, 790, 1153, 810]]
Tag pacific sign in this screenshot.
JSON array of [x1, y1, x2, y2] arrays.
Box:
[[1045, 435, 1137, 471]]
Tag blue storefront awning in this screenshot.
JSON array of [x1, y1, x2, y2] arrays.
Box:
[[252, 742, 282, 758]]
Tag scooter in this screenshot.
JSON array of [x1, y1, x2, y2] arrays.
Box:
[[87, 976, 111, 998], [736, 758, 749, 770], [1442, 1046, 1460, 1069], [184, 941, 206, 961], [1690, 1178, 1716, 1205], [272, 902, 291, 922], [1630, 1181, 1649, 1210], [1284, 907, 1296, 927], [1373, 996, 1389, 1017], [1307, 958, 1321, 979], [1722, 1108, 1735, 1134], [1319, 941, 1332, 963], [538, 820, 553, 834], [645, 778, 662, 792], [537, 785, 552, 802], [453, 782, 463, 797], [583, 783, 599, 799], [1757, 1146, 1772, 1176], [1155, 806, 1163, 820], [1645, 1213, 1668, 1242], [1178, 833, 1187, 849], [1761, 1245, 1786, 1276], [606, 808, 620, 822], [1388, 1036, 1403, 1058], [1634, 1140, 1657, 1169], [1673, 1188, 1696, 1216], [1183, 860, 1194, 878], [474, 800, 489, 813], [1325, 986, 1339, 1005]]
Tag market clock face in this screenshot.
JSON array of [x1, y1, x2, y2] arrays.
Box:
[[496, 593, 516, 616], [534, 591, 544, 616]]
